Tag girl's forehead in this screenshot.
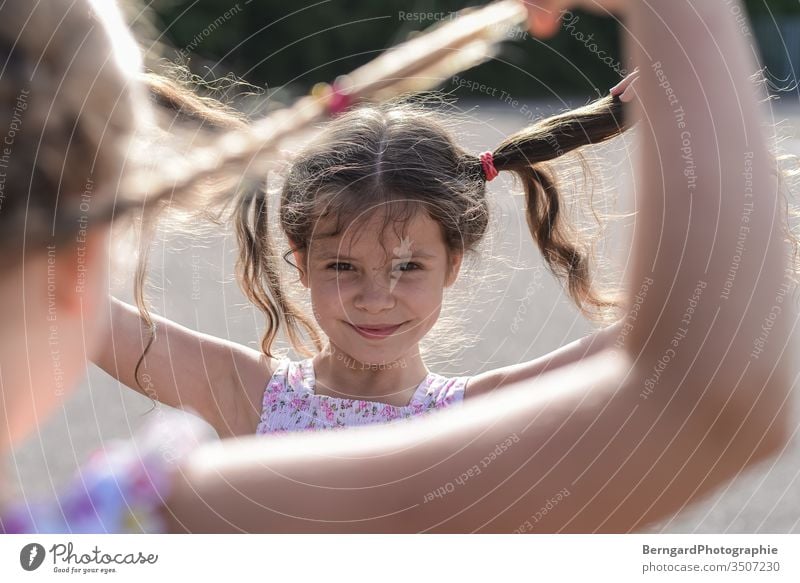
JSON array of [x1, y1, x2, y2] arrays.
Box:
[[309, 211, 445, 256]]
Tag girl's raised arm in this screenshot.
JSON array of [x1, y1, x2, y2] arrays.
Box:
[[164, 0, 794, 532], [93, 297, 274, 437], [93, 77, 276, 437]]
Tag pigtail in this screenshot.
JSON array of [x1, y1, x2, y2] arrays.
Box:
[[132, 216, 159, 394], [234, 187, 323, 358], [145, 71, 325, 359], [131, 72, 254, 390], [491, 93, 631, 321]]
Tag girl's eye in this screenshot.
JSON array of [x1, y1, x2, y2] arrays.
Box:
[[325, 261, 422, 274]]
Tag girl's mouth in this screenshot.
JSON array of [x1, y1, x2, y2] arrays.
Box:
[[348, 322, 406, 339]]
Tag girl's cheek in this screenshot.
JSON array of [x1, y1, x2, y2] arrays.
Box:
[[396, 276, 438, 296], [313, 279, 353, 305]]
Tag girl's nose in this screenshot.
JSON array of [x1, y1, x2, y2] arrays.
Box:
[[353, 273, 396, 313]]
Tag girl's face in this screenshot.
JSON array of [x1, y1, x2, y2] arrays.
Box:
[[296, 209, 462, 365]]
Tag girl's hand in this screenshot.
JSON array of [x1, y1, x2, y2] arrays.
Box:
[[520, 1, 628, 38], [610, 69, 639, 103]]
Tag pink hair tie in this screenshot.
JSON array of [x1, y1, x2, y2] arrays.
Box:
[[311, 78, 353, 117], [480, 151, 499, 182], [328, 81, 352, 116]]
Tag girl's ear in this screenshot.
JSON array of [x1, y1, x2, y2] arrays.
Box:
[[444, 252, 463, 288], [294, 252, 309, 288], [288, 239, 309, 288]]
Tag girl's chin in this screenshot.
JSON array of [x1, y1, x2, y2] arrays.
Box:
[[326, 342, 409, 368]]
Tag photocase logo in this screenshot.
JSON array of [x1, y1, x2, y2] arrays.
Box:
[[20, 543, 46, 571]]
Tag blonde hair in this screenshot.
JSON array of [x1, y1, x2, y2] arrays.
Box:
[[0, 0, 143, 264]]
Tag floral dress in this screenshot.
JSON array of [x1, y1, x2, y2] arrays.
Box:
[[255, 357, 470, 434], [1, 409, 214, 534]]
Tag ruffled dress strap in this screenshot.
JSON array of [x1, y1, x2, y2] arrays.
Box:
[[255, 357, 296, 434], [1, 408, 215, 534], [413, 372, 470, 409]]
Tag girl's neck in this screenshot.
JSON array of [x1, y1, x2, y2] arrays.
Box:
[[311, 344, 429, 407]]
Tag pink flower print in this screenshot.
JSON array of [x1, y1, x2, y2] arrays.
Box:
[[380, 406, 399, 419], [320, 401, 335, 422], [255, 361, 469, 435]]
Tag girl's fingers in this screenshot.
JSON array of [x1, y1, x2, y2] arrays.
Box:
[[523, 0, 630, 38], [610, 68, 639, 98], [618, 76, 638, 102], [530, 12, 562, 38], [523, 1, 638, 99], [522, 1, 564, 38]]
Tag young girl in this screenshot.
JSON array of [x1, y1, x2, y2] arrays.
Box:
[[2, 0, 794, 534], [95, 76, 635, 437]]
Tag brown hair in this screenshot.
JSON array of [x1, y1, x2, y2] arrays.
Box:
[[236, 92, 632, 359]]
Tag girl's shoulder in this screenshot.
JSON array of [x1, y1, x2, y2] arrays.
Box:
[[1, 409, 215, 534]]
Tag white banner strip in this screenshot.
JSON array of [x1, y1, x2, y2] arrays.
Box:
[[1, 534, 798, 581]]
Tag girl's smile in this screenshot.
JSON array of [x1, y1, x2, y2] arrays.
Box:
[[347, 320, 409, 339]]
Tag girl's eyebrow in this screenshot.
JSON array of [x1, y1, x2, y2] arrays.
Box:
[[314, 250, 437, 260]]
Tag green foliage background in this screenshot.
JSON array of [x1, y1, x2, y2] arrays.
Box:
[[148, 0, 800, 99]]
